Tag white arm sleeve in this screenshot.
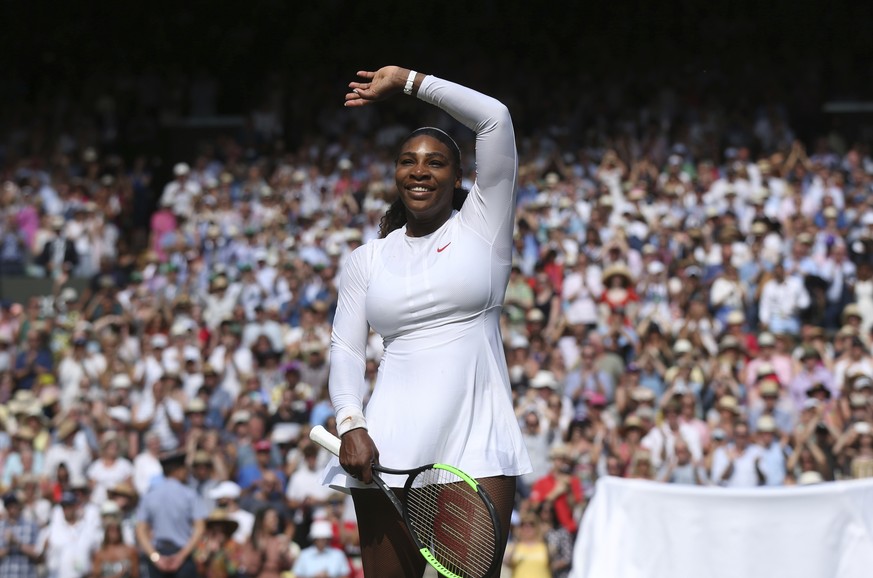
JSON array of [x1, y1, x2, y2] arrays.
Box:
[[417, 75, 518, 246], [328, 246, 372, 428]]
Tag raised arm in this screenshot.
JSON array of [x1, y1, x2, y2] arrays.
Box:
[[347, 66, 518, 240]]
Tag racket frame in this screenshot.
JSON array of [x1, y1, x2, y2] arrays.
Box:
[[309, 425, 502, 578]]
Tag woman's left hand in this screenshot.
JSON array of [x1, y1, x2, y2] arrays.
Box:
[[344, 66, 411, 107]]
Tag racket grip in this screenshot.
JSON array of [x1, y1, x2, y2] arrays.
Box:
[[310, 425, 342, 456]]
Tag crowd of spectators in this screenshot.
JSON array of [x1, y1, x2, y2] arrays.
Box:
[[2, 65, 873, 577]]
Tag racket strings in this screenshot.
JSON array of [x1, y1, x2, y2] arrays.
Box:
[[405, 468, 497, 578]]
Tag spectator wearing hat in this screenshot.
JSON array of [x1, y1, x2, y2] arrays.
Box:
[[788, 345, 835, 412], [105, 481, 139, 547], [504, 264, 536, 334], [182, 397, 208, 440], [86, 432, 133, 505], [516, 370, 559, 424], [607, 415, 648, 477], [291, 519, 349, 578], [207, 481, 253, 545], [132, 432, 163, 498], [206, 326, 254, 402], [136, 450, 206, 578], [192, 508, 249, 578], [0, 492, 40, 578], [529, 444, 584, 535], [42, 419, 90, 486], [710, 422, 766, 487], [158, 163, 201, 225], [656, 439, 707, 485], [2, 426, 44, 488], [834, 339, 873, 397], [564, 340, 615, 417], [90, 503, 139, 578], [748, 378, 794, 435], [755, 415, 787, 486], [45, 491, 92, 578], [197, 363, 234, 430], [238, 440, 287, 510], [285, 443, 333, 524], [722, 310, 759, 356], [132, 375, 184, 453], [35, 216, 79, 279], [641, 400, 704, 470], [709, 262, 746, 328], [133, 335, 169, 395], [16, 474, 51, 529], [744, 332, 794, 399], [821, 241, 857, 331], [185, 450, 219, 512], [56, 334, 107, 410]]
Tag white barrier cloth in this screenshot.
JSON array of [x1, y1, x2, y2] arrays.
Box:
[[571, 476, 873, 578]]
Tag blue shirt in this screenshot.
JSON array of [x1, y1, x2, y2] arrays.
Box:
[[0, 516, 39, 578], [13, 349, 53, 390], [292, 545, 349, 578], [136, 477, 207, 548]]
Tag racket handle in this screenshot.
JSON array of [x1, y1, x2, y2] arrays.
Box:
[[309, 425, 342, 456]]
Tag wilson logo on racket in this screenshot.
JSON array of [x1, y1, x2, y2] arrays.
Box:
[[310, 426, 501, 578]]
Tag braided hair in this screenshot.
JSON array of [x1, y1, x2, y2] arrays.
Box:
[[379, 127, 469, 238]]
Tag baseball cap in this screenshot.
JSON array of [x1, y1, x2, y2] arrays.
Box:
[[208, 481, 242, 501], [309, 520, 333, 540]]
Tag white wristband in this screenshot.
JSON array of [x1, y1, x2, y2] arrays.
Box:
[[403, 70, 417, 95], [336, 410, 368, 436]]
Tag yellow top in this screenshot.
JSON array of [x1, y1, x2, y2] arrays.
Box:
[[509, 540, 551, 578]]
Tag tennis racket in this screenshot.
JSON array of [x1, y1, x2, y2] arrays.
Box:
[[309, 425, 502, 578]]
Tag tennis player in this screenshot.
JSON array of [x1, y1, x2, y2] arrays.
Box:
[[324, 65, 532, 577]]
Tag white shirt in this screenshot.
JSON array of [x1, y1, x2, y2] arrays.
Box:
[[134, 398, 184, 451], [641, 423, 703, 469], [86, 458, 134, 504], [711, 444, 765, 488], [758, 277, 811, 325], [133, 452, 163, 497]]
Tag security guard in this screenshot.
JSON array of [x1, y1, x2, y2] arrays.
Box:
[[135, 450, 206, 577]]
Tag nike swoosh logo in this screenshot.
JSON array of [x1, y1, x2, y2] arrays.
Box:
[[437, 242, 451, 253]]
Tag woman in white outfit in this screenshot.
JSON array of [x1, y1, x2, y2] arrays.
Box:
[[324, 65, 531, 577]]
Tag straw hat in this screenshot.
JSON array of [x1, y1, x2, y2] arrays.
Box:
[[717, 395, 740, 414], [56, 419, 79, 441], [107, 481, 139, 503], [602, 264, 634, 285], [205, 509, 239, 534]]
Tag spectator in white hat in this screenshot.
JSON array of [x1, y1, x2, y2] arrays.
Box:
[[159, 162, 201, 219], [292, 519, 349, 578], [207, 480, 253, 544]]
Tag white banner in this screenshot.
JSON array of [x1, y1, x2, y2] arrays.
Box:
[[571, 476, 873, 578]]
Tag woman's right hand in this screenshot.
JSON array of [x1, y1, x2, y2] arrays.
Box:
[[339, 428, 380, 484], [344, 66, 412, 107]]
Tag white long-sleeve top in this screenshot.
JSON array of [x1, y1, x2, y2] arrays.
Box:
[[325, 75, 532, 489], [758, 277, 810, 326]]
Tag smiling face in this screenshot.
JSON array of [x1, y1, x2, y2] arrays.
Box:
[[395, 134, 461, 235]]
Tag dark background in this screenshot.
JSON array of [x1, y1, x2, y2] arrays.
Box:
[[1, 0, 871, 157]]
